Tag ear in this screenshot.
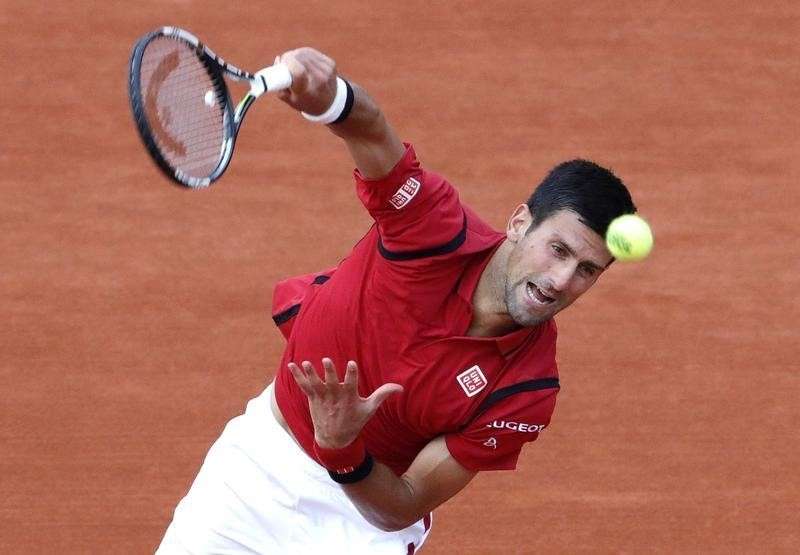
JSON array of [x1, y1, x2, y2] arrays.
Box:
[[506, 204, 533, 243]]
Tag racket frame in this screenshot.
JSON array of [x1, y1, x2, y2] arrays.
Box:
[[129, 26, 273, 188]]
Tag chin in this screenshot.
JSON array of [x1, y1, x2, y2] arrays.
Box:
[[511, 310, 550, 328], [505, 279, 565, 328], [508, 297, 554, 327]]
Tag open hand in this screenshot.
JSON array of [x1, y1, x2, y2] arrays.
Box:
[[288, 358, 403, 449]]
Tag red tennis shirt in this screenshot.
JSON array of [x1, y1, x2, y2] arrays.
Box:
[[273, 144, 560, 475]]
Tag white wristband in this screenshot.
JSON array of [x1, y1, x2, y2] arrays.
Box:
[[302, 77, 349, 124]]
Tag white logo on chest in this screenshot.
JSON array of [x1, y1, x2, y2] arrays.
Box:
[[456, 365, 488, 397]]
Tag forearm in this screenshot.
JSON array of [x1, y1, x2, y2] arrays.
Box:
[[274, 47, 405, 180], [340, 460, 421, 532], [327, 82, 405, 179], [339, 436, 476, 532]]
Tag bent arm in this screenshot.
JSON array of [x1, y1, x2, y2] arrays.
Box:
[[277, 48, 405, 179], [343, 436, 477, 532], [287, 358, 476, 531]]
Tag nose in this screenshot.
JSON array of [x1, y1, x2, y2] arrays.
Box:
[[548, 261, 576, 292]]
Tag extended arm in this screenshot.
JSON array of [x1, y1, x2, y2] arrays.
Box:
[[277, 48, 405, 179], [288, 358, 477, 531]]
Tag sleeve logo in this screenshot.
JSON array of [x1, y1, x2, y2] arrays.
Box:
[[456, 365, 488, 397], [486, 420, 547, 433], [388, 177, 421, 210]]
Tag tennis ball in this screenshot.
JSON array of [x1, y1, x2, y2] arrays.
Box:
[[605, 214, 653, 262]]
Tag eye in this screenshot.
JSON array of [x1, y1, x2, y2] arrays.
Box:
[[551, 243, 566, 257], [578, 264, 598, 278]]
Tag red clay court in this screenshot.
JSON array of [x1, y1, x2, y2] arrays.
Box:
[[2, 1, 798, 552]]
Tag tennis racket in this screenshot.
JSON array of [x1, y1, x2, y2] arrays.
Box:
[[128, 26, 292, 188]]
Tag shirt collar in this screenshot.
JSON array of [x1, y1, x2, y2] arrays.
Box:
[[457, 238, 542, 356]]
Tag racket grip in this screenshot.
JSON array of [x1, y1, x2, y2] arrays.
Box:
[[250, 64, 292, 97]]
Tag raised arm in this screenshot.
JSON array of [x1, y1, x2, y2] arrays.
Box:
[[276, 48, 406, 179]]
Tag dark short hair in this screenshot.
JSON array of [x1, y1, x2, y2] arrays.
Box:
[[526, 159, 636, 236]]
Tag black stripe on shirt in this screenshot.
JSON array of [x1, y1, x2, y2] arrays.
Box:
[[272, 303, 300, 326], [377, 211, 468, 261], [272, 274, 330, 326], [469, 377, 560, 422]]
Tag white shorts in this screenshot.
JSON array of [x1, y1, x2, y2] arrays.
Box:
[[156, 384, 431, 554]]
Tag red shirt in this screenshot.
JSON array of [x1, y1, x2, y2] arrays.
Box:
[[273, 144, 560, 475]]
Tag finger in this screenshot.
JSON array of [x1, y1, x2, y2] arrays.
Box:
[[288, 361, 307, 381], [303, 47, 335, 67], [289, 48, 334, 95], [364, 383, 404, 414], [302, 360, 328, 397], [287, 362, 315, 397], [294, 46, 334, 68], [343, 360, 358, 389], [301, 361, 323, 385], [321, 357, 339, 385], [304, 54, 335, 78], [281, 53, 309, 90]]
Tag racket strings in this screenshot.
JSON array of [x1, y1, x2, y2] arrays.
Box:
[[146, 61, 225, 159], [139, 37, 229, 178]]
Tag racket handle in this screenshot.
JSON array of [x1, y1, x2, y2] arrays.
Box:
[[250, 64, 292, 97]]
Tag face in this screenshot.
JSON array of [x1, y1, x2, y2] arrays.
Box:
[[503, 207, 613, 327]]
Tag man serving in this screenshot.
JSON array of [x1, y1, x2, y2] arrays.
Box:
[[157, 47, 637, 554]]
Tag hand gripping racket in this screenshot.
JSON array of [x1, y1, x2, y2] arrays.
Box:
[[128, 26, 292, 188]]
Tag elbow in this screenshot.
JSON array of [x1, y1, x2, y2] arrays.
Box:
[[351, 474, 428, 532], [365, 497, 422, 531], [369, 516, 419, 533]]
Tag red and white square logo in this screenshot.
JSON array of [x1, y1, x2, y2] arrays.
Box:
[[388, 177, 421, 210], [456, 365, 488, 397]]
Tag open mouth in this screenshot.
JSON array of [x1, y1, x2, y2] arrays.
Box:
[[526, 281, 555, 305]]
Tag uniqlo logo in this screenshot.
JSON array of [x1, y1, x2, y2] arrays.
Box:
[[388, 177, 421, 209], [456, 365, 488, 397]]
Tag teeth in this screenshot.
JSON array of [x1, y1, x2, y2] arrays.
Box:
[[527, 282, 554, 304]]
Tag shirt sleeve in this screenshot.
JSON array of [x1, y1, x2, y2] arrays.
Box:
[[445, 387, 559, 472], [354, 143, 466, 257], [271, 268, 336, 340]]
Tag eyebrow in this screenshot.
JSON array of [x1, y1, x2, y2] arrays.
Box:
[[555, 239, 606, 271]]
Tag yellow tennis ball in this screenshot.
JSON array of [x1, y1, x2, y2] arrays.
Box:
[[605, 214, 653, 261]]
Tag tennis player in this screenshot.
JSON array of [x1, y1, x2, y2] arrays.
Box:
[[156, 47, 637, 554]]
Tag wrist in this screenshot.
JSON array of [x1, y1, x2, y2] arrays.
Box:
[[314, 436, 366, 473], [313, 436, 374, 484], [301, 76, 354, 125]]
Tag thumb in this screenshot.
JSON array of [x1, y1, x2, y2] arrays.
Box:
[[275, 54, 307, 106], [365, 383, 403, 413]]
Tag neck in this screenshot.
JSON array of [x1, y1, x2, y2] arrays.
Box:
[[467, 240, 519, 337]]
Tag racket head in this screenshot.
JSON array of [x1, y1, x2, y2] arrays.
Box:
[[128, 27, 237, 188]]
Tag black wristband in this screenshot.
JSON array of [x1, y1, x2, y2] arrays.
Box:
[[328, 452, 374, 484], [330, 79, 354, 125]]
